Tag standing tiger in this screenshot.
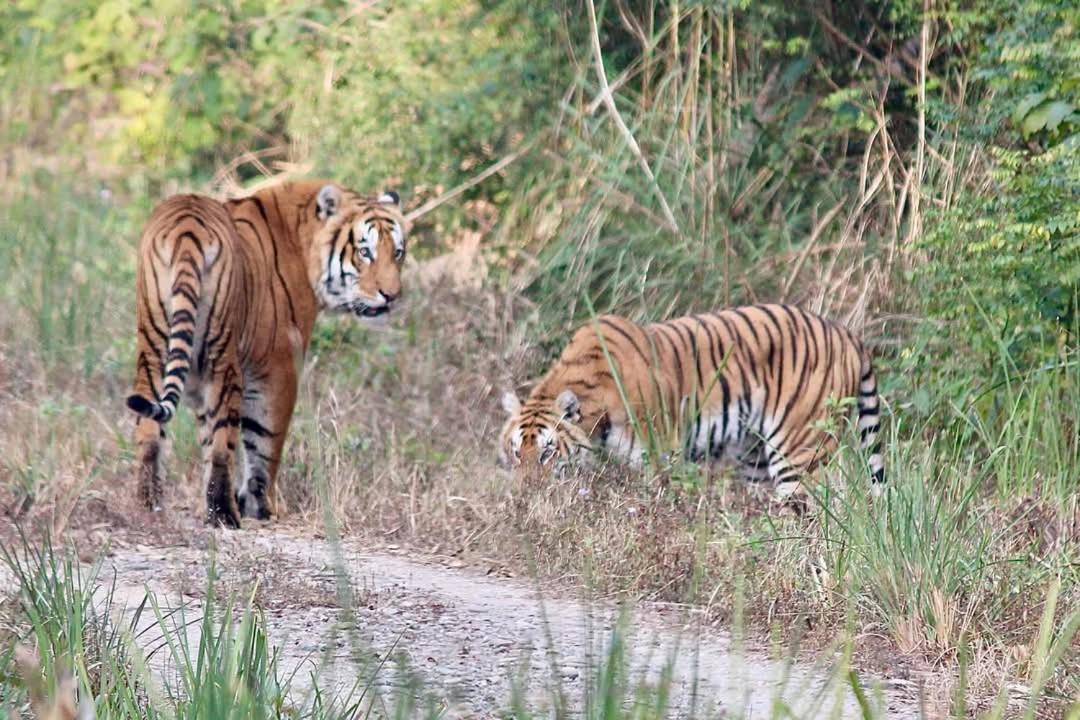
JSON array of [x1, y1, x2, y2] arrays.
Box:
[[498, 305, 884, 500], [127, 180, 407, 528]]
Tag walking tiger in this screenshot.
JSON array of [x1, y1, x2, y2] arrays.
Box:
[[127, 180, 407, 527], [499, 305, 884, 502]]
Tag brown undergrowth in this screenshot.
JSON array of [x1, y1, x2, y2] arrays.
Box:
[[2, 261, 1075, 715]]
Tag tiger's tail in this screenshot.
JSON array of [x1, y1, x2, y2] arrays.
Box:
[[126, 245, 203, 425], [857, 352, 885, 491]]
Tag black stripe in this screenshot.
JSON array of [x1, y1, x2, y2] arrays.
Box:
[[144, 262, 170, 344], [730, 308, 762, 344], [196, 260, 225, 374], [652, 324, 684, 390], [136, 355, 161, 400], [267, 193, 300, 324], [243, 440, 273, 462], [677, 321, 705, 394], [177, 252, 202, 279], [173, 285, 198, 305], [169, 329, 194, 345], [561, 351, 605, 366], [693, 316, 723, 379], [758, 309, 785, 427], [241, 417, 278, 438], [598, 318, 649, 365], [209, 382, 243, 420], [212, 416, 241, 432], [138, 327, 165, 356], [340, 229, 352, 281], [177, 230, 203, 254], [171, 309, 196, 325]]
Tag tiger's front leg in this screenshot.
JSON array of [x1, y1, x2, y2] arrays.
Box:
[[600, 421, 649, 467], [236, 364, 298, 521]]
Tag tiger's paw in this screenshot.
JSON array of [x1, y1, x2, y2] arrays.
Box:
[[773, 482, 810, 517], [776, 498, 808, 518], [138, 485, 164, 514], [206, 503, 242, 529], [236, 489, 275, 522]]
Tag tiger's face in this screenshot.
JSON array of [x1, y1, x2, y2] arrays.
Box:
[[497, 389, 592, 477], [310, 185, 407, 319]]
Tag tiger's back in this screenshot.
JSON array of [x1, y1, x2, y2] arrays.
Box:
[[500, 304, 884, 498]]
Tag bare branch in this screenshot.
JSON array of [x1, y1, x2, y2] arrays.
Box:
[[405, 148, 527, 223], [584, 0, 681, 236]]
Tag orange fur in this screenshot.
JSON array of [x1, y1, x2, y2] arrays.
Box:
[[500, 305, 884, 497], [127, 180, 407, 527]]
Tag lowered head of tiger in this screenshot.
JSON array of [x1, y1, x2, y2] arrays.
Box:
[[498, 305, 885, 503], [126, 180, 408, 529]]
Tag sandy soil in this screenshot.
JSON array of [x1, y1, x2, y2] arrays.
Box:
[[84, 524, 920, 719]]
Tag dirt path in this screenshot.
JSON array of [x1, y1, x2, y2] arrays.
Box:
[[91, 526, 919, 719]]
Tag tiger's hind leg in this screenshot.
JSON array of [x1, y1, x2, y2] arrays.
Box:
[[236, 363, 298, 521], [131, 341, 168, 510], [200, 360, 243, 528], [134, 417, 166, 511]]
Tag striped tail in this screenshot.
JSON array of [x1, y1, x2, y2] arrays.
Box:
[[126, 248, 202, 424], [857, 353, 885, 492]]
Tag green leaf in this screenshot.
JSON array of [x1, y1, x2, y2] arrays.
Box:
[[1012, 92, 1046, 125], [1043, 101, 1075, 131], [1022, 101, 1053, 136]]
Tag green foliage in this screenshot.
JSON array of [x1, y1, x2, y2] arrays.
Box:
[[916, 0, 1079, 386], [0, 184, 135, 373], [0, 532, 153, 719], [516, 2, 871, 353], [293, 0, 560, 193], [0, 0, 559, 194]]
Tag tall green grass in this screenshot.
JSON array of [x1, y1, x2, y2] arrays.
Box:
[[511, 2, 898, 350], [0, 183, 137, 376]]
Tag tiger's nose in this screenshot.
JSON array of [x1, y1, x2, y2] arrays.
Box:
[[379, 289, 399, 303]]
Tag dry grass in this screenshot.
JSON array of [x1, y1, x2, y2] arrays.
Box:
[[13, 643, 94, 720], [2, 232, 1074, 715]]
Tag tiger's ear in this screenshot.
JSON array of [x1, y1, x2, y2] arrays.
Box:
[[316, 184, 341, 220], [556, 389, 581, 422], [378, 190, 400, 206], [501, 391, 522, 416]]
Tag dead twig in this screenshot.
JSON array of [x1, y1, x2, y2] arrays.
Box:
[[405, 148, 529, 223], [15, 644, 94, 720], [584, 0, 681, 237]]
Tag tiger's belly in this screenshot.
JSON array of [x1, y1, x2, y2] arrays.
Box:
[[601, 404, 755, 467]]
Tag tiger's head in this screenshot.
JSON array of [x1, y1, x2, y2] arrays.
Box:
[[309, 184, 407, 320], [497, 388, 593, 477]]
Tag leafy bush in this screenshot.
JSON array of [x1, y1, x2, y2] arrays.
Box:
[[915, 0, 1079, 385], [0, 0, 559, 198]]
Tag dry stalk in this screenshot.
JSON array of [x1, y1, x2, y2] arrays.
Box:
[[584, 0, 680, 236]]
